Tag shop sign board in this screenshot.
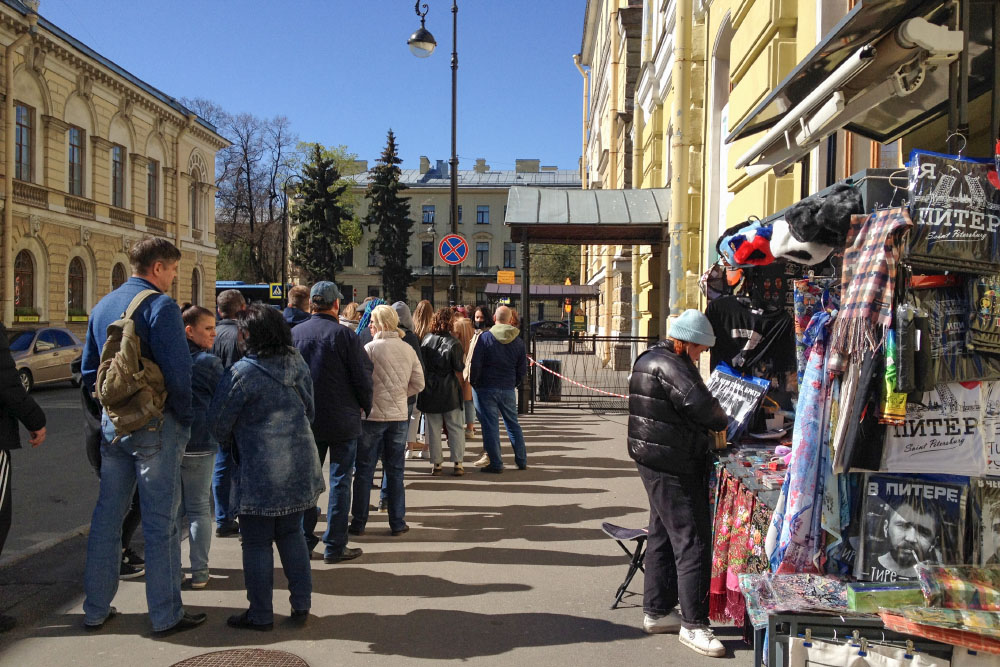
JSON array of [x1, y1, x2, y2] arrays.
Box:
[[496, 270, 515, 285]]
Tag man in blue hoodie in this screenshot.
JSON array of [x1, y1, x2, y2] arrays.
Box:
[[80, 238, 205, 636], [469, 305, 528, 473]]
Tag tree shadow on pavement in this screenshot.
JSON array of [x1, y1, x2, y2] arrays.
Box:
[[355, 545, 625, 568], [403, 481, 609, 495]]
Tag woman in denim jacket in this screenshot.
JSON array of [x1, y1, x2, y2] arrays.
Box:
[[178, 305, 224, 590], [209, 304, 324, 631]]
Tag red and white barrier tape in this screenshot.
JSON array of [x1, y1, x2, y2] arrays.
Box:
[[528, 355, 629, 399]]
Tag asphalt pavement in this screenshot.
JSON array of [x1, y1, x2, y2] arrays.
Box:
[[0, 405, 756, 666]]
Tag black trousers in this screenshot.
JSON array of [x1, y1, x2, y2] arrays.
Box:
[[637, 462, 712, 627], [0, 450, 10, 557]]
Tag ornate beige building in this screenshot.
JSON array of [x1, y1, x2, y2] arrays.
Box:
[[0, 0, 226, 334]]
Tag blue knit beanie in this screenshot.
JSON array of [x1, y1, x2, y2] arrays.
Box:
[[668, 309, 716, 347]]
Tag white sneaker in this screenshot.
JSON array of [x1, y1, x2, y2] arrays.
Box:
[[679, 626, 725, 657], [473, 452, 491, 468], [642, 610, 682, 634]]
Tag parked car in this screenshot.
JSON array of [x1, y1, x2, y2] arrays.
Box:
[[530, 320, 569, 339], [8, 327, 84, 392]]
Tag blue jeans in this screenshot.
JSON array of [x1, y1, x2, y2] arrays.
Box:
[[212, 444, 236, 527], [178, 454, 214, 576], [239, 511, 311, 625], [302, 438, 356, 554], [84, 412, 190, 632], [473, 388, 527, 471], [353, 420, 407, 532], [381, 403, 415, 503]]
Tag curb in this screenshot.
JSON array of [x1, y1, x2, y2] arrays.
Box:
[[0, 523, 90, 572]]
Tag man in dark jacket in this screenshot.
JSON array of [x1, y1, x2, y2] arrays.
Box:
[[627, 309, 728, 658], [211, 289, 245, 538], [0, 322, 46, 633], [292, 281, 373, 563], [283, 285, 311, 329], [469, 305, 527, 473]]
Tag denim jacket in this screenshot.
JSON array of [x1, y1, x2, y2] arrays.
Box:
[[208, 348, 325, 516], [186, 340, 224, 455]]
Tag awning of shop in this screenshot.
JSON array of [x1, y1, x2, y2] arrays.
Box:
[[728, 0, 997, 178], [504, 186, 670, 244], [484, 283, 600, 298]]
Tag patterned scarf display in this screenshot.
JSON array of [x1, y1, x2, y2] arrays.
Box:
[[793, 277, 836, 384], [709, 471, 738, 622], [829, 208, 913, 374]]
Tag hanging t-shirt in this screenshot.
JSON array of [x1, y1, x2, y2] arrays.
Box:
[[915, 286, 1000, 384], [705, 295, 796, 375], [881, 382, 987, 476], [970, 275, 1000, 353]]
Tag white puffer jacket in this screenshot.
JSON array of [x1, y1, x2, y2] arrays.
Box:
[[364, 330, 424, 422]]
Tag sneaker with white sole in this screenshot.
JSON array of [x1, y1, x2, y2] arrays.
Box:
[[473, 452, 491, 468], [643, 610, 682, 634], [679, 626, 725, 657]]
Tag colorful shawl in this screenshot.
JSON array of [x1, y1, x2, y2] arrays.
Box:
[[793, 277, 835, 384], [829, 208, 912, 374], [723, 487, 755, 626], [710, 471, 738, 621], [356, 297, 385, 332], [917, 564, 1000, 611]]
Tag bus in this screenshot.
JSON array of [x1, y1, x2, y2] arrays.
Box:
[[214, 281, 286, 308]]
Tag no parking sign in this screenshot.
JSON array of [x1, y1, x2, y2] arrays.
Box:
[[438, 234, 469, 265]]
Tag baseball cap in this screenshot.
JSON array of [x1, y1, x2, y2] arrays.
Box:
[[310, 281, 344, 307]]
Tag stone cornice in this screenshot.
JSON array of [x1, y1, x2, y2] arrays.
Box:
[[129, 153, 150, 168], [41, 114, 69, 133], [89, 136, 114, 151]]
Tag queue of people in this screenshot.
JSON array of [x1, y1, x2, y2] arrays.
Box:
[[67, 237, 531, 635]]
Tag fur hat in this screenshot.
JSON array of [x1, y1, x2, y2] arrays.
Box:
[[786, 184, 862, 247], [770, 219, 834, 266]]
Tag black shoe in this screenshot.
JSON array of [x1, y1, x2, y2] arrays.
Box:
[[227, 611, 272, 632], [0, 614, 15, 633], [391, 525, 410, 536], [122, 547, 145, 567], [324, 547, 362, 564], [517, 463, 528, 470], [288, 609, 309, 627], [347, 524, 365, 536], [154, 612, 207, 637], [377, 500, 388, 512], [83, 607, 118, 632], [215, 520, 240, 537], [480, 466, 503, 474], [120, 559, 145, 579]]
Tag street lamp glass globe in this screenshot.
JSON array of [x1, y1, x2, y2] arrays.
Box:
[[408, 27, 436, 57]]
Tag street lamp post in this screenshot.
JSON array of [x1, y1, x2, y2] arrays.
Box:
[[280, 173, 303, 294], [409, 0, 460, 307], [426, 224, 437, 306]]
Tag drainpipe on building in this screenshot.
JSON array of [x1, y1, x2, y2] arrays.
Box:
[[3, 7, 38, 325], [573, 53, 590, 292], [173, 113, 195, 301], [603, 5, 619, 359], [668, 0, 692, 320]]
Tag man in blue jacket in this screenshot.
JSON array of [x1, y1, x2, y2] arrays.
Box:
[[211, 288, 245, 538], [80, 238, 204, 636], [292, 281, 373, 563], [470, 305, 528, 473]]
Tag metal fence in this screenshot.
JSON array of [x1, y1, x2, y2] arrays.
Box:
[[528, 335, 658, 413]]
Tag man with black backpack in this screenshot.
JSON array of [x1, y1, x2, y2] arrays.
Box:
[[80, 238, 204, 636]]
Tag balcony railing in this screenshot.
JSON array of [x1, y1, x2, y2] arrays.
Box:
[[413, 265, 505, 277], [109, 207, 135, 228], [144, 216, 167, 235], [64, 194, 95, 220], [191, 229, 203, 241], [13, 181, 48, 209]]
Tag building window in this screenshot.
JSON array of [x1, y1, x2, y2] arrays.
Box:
[[422, 205, 435, 224], [339, 284, 353, 302], [111, 145, 125, 208], [421, 285, 434, 304], [476, 290, 487, 305], [68, 126, 85, 196], [476, 205, 489, 224], [457, 205, 463, 224], [111, 263, 127, 290], [476, 241, 489, 269], [421, 241, 434, 267], [503, 242, 517, 269], [15, 104, 32, 182], [191, 268, 200, 305], [367, 242, 380, 267], [68, 257, 86, 314], [14, 250, 33, 309], [367, 285, 380, 298], [147, 161, 159, 218], [340, 247, 354, 267], [189, 183, 198, 230]]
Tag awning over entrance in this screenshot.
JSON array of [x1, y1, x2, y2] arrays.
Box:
[[504, 186, 670, 244], [484, 283, 600, 298]]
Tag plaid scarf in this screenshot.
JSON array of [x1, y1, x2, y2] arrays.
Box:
[[829, 208, 912, 374]]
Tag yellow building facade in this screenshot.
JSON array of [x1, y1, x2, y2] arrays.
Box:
[[0, 1, 226, 335]]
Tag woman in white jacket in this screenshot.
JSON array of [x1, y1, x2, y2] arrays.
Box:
[[351, 305, 424, 536]]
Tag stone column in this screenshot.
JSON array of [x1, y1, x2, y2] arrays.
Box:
[[90, 136, 113, 205], [129, 153, 149, 215], [41, 115, 69, 191]]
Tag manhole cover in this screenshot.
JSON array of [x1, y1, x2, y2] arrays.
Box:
[[171, 649, 309, 667]]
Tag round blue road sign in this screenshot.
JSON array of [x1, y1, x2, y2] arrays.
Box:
[[438, 234, 469, 265]]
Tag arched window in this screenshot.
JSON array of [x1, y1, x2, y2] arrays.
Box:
[[111, 262, 127, 290], [191, 268, 200, 306], [68, 257, 86, 313], [189, 178, 199, 231], [14, 250, 33, 309]]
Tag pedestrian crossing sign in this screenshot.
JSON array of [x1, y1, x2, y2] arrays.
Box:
[[269, 283, 283, 299]]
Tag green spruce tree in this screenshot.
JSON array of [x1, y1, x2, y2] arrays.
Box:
[[365, 130, 414, 303], [291, 145, 352, 283]]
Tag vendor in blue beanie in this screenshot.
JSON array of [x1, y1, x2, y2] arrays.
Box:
[[625, 308, 729, 658]]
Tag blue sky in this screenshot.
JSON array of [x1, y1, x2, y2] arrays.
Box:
[[40, 0, 587, 172]]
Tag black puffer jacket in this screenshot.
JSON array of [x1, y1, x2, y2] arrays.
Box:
[[417, 332, 464, 414], [627, 341, 728, 474], [0, 323, 45, 450]]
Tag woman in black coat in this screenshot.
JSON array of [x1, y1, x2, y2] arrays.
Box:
[[627, 309, 728, 658], [417, 308, 466, 476]]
